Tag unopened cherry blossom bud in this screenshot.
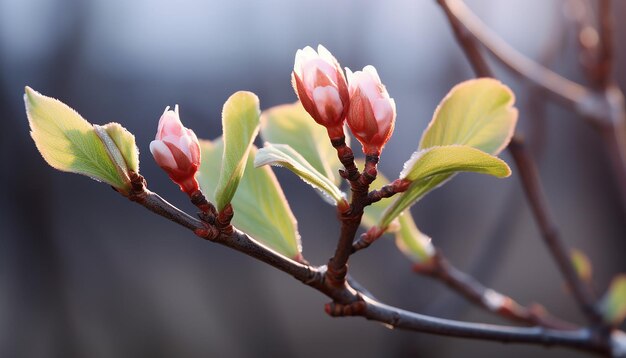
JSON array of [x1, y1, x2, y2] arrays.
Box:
[[150, 106, 201, 194], [345, 65, 396, 156], [292, 45, 350, 140]]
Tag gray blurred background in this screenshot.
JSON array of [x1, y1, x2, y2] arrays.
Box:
[[1, 0, 625, 357]]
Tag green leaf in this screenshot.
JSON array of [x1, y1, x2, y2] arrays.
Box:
[[570, 248, 592, 283], [379, 145, 510, 228], [600, 274, 626, 326], [99, 122, 139, 172], [420, 78, 518, 155], [254, 143, 346, 206], [376, 79, 518, 230], [215, 91, 261, 211], [199, 138, 301, 259], [395, 213, 435, 264], [24, 86, 130, 191], [260, 102, 342, 185], [400, 145, 511, 181]]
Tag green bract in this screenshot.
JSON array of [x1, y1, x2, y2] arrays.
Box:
[[215, 91, 261, 211], [199, 138, 302, 259], [600, 275, 626, 326], [378, 79, 518, 230], [25, 86, 137, 192], [570, 248, 592, 283], [254, 143, 346, 206], [395, 213, 434, 264], [260, 102, 343, 185]]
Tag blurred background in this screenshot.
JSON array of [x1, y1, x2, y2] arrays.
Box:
[[1, 0, 625, 357]]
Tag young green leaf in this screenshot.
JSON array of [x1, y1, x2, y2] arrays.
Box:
[[379, 145, 510, 229], [395, 213, 435, 264], [376, 79, 518, 230], [600, 274, 626, 326], [215, 91, 261, 211], [570, 248, 593, 283], [400, 145, 511, 181], [100, 122, 139, 172], [24, 86, 131, 191], [199, 138, 301, 259], [254, 143, 347, 207], [420, 78, 518, 155], [260, 102, 343, 185]]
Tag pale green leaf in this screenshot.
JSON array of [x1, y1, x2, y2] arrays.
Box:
[[254, 143, 346, 206], [395, 213, 435, 264], [379, 145, 510, 229], [570, 248, 592, 283], [400, 145, 511, 181], [199, 138, 301, 259], [260, 102, 342, 185], [420, 78, 518, 155], [215, 91, 261, 211], [94, 124, 130, 184], [600, 275, 626, 326], [24, 86, 130, 190], [101, 122, 139, 172]]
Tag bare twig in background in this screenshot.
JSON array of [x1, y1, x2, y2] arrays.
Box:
[[440, 0, 626, 211], [508, 138, 601, 323], [414, 251, 578, 330]]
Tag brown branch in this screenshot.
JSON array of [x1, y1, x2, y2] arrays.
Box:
[[508, 138, 601, 323], [414, 251, 578, 330], [437, 0, 604, 325], [326, 138, 378, 287], [436, 0, 493, 78], [126, 184, 615, 355], [595, 0, 614, 89], [440, 0, 591, 110], [440, 0, 626, 213], [366, 178, 410, 205]]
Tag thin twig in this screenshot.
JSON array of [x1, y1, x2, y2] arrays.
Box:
[[437, 0, 603, 325], [326, 138, 378, 286], [508, 138, 601, 323], [440, 0, 626, 211], [414, 251, 578, 330], [595, 0, 614, 89], [441, 0, 591, 110], [128, 185, 615, 355]]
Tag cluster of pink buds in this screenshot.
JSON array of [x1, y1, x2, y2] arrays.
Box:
[[292, 45, 396, 155], [149, 105, 201, 195]]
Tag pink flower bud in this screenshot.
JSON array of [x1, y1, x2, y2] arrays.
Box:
[[292, 45, 350, 139], [149, 106, 201, 194], [345, 65, 396, 156]]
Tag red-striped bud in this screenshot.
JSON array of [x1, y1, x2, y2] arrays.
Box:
[[149, 106, 201, 194], [292, 45, 350, 140], [346, 65, 396, 156]]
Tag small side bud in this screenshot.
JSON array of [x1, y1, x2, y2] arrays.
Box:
[[345, 65, 396, 156], [292, 45, 350, 140], [150, 105, 201, 195]]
